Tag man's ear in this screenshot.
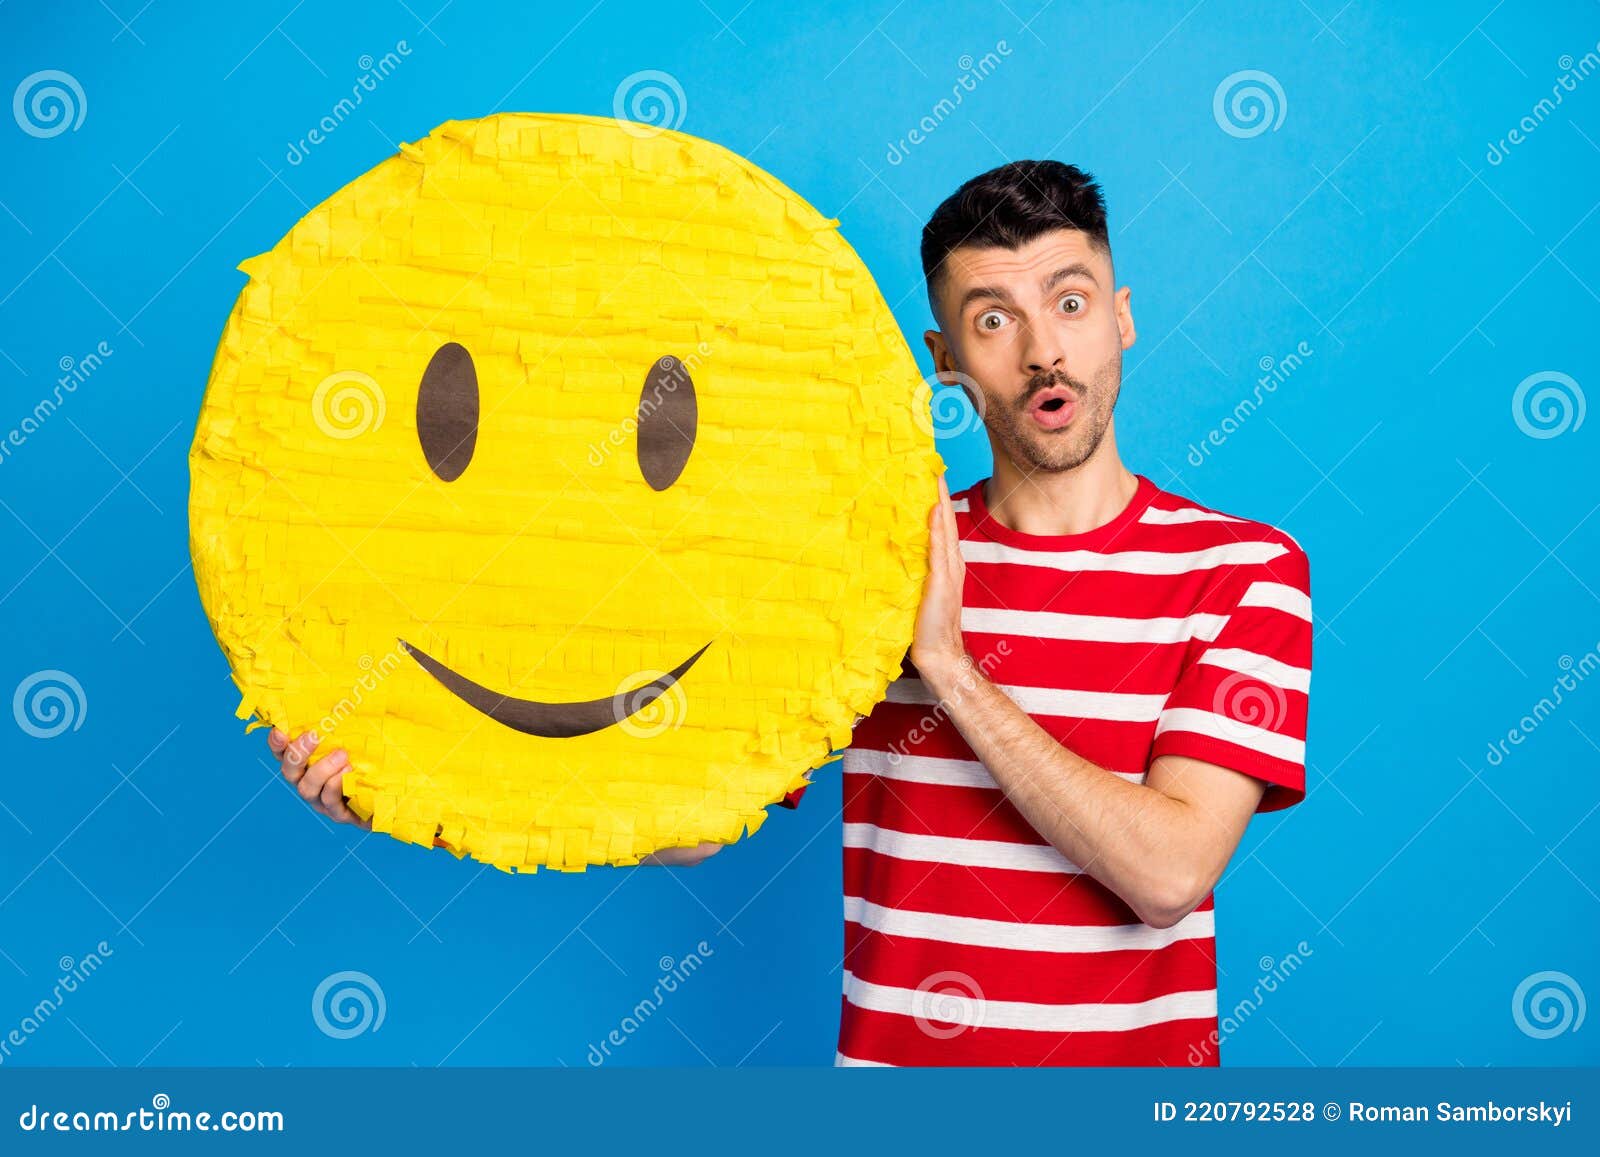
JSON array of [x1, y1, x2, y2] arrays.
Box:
[[1115, 285, 1137, 351], [924, 328, 955, 377]]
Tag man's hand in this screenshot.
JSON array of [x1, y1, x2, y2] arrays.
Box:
[[639, 842, 723, 867], [910, 473, 969, 683], [268, 728, 372, 830], [268, 728, 725, 865]]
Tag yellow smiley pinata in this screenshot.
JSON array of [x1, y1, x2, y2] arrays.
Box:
[[188, 113, 938, 872]]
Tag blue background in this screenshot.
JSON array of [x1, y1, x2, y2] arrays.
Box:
[[0, 0, 1596, 1069]]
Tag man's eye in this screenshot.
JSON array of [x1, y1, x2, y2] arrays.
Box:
[[978, 310, 1008, 331], [1059, 293, 1086, 315]]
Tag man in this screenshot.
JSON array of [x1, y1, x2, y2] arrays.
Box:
[[273, 159, 1312, 1066]]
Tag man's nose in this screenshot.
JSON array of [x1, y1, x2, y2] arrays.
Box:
[[1021, 322, 1067, 374]]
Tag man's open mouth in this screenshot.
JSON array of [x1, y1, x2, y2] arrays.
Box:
[[1027, 385, 1078, 430], [399, 639, 711, 738]]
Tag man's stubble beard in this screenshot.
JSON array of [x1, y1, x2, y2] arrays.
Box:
[[971, 346, 1122, 475]]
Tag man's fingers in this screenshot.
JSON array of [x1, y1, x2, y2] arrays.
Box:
[[285, 732, 317, 766], [928, 511, 949, 584], [280, 733, 319, 784], [322, 797, 358, 825], [318, 767, 365, 826], [297, 748, 349, 802], [271, 727, 366, 828], [937, 474, 961, 562], [318, 767, 346, 812], [928, 478, 960, 579], [324, 796, 370, 828]]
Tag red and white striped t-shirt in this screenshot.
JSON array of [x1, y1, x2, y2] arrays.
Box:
[[780, 473, 1312, 1066]]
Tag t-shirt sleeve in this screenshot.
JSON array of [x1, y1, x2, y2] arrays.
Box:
[[1148, 540, 1312, 811]]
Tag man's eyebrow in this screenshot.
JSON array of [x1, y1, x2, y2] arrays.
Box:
[[957, 283, 1016, 313], [1042, 262, 1099, 291], [955, 262, 1100, 313]]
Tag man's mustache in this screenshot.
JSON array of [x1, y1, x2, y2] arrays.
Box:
[[1018, 370, 1087, 408]]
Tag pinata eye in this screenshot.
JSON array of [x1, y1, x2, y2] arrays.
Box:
[[416, 341, 479, 482], [636, 355, 697, 491]]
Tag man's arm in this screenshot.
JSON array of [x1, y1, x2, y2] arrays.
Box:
[[915, 655, 1263, 928], [912, 475, 1274, 929]]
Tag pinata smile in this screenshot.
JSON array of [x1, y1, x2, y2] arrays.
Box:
[[399, 639, 712, 738]]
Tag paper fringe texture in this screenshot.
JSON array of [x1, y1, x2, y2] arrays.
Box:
[[189, 112, 939, 872]]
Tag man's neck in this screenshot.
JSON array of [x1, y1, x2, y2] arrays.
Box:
[[983, 441, 1140, 538]]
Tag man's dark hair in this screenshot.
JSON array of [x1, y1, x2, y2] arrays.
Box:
[[920, 160, 1110, 313]]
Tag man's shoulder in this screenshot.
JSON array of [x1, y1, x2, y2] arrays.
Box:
[[1141, 482, 1310, 581]]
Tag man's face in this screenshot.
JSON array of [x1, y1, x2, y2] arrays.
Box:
[[925, 229, 1135, 474]]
